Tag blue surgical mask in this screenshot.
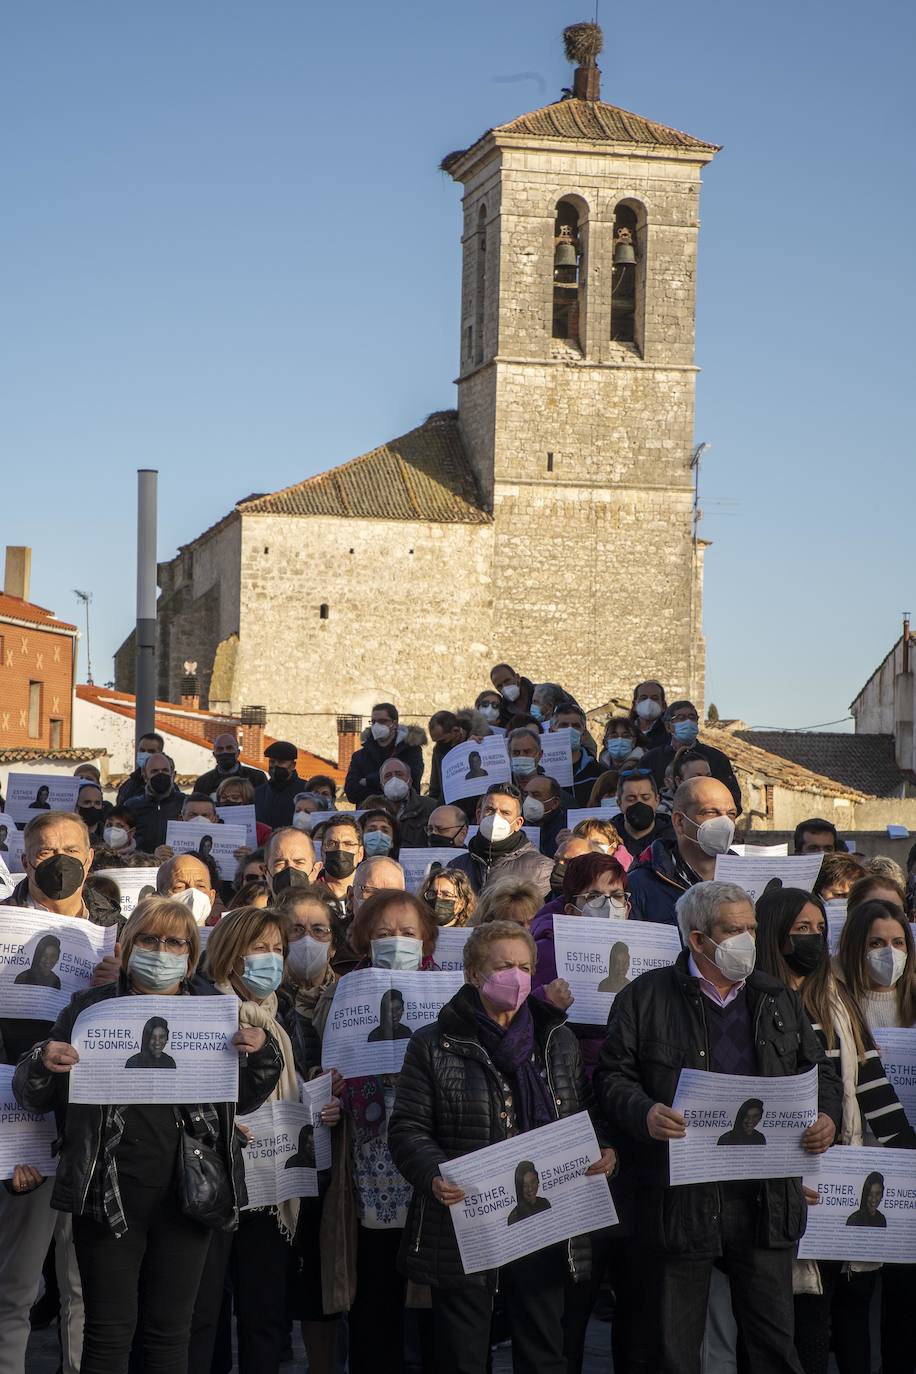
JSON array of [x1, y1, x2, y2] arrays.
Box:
[[511, 756, 536, 778], [530, 704, 543, 721], [606, 738, 633, 761], [568, 729, 582, 750], [241, 952, 284, 998], [363, 830, 393, 857], [128, 948, 189, 992], [136, 750, 151, 769], [672, 720, 700, 745], [370, 936, 423, 971]]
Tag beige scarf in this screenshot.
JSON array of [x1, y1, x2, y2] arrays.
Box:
[[220, 984, 300, 1240]]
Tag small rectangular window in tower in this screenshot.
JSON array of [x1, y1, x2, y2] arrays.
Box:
[[319, 604, 329, 620], [546, 452, 554, 473], [28, 681, 42, 739], [49, 718, 63, 749]]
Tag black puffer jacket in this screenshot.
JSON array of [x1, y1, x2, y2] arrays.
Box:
[[593, 953, 843, 1258], [13, 977, 283, 1234], [389, 984, 603, 1290], [122, 787, 187, 852], [344, 725, 427, 806]]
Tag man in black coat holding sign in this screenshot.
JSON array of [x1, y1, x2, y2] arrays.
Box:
[[594, 880, 842, 1374]]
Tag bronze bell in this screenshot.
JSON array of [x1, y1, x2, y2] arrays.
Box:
[[554, 239, 579, 269], [613, 228, 636, 266]]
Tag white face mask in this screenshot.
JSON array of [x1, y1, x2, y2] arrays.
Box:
[[635, 699, 662, 722], [370, 936, 423, 971], [171, 886, 212, 927], [382, 776, 410, 802], [479, 704, 500, 722], [867, 945, 908, 988], [522, 796, 545, 823], [478, 811, 513, 843], [370, 721, 393, 743], [579, 894, 611, 919], [292, 811, 311, 831], [704, 930, 756, 982], [287, 934, 329, 983], [683, 814, 735, 857], [501, 683, 520, 703], [103, 826, 129, 850]]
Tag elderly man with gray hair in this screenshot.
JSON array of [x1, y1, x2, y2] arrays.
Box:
[[594, 880, 842, 1374]]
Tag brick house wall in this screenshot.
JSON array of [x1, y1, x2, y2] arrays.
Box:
[[0, 608, 77, 750]]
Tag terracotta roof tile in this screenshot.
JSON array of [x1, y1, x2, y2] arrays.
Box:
[[0, 594, 77, 634], [702, 728, 868, 802], [733, 731, 910, 800], [238, 412, 489, 524], [0, 747, 106, 763]]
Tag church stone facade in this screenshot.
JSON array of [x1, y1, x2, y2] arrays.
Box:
[[115, 30, 719, 760]]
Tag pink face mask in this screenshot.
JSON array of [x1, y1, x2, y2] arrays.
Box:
[[480, 967, 531, 1012]]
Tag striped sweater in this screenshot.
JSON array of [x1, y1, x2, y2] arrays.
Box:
[[811, 1022, 916, 1147]]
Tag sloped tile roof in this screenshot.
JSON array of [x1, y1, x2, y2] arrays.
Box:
[[703, 728, 868, 802], [238, 412, 489, 525], [0, 593, 77, 634], [0, 747, 106, 763], [733, 731, 909, 800], [442, 98, 720, 171]]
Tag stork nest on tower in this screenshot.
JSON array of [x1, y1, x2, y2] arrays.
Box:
[[563, 22, 603, 66]]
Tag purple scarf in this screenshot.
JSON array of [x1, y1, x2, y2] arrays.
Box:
[[473, 1001, 555, 1133]]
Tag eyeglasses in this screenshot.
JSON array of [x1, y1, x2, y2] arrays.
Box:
[[135, 934, 190, 954], [289, 923, 332, 942]]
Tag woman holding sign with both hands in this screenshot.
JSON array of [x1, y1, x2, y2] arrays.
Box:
[[12, 896, 284, 1374]]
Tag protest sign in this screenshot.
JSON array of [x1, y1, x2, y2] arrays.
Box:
[[713, 854, 823, 904], [799, 1146, 916, 1263], [0, 854, 14, 903], [0, 908, 117, 1020], [165, 820, 248, 882], [669, 1066, 818, 1185], [824, 900, 847, 954], [442, 1112, 617, 1274], [95, 868, 159, 918], [3, 826, 25, 875], [872, 1028, 916, 1124], [731, 843, 789, 857], [216, 805, 257, 849], [553, 916, 681, 1025], [540, 729, 574, 790], [442, 738, 510, 806], [5, 774, 81, 827], [239, 1077, 332, 1209], [399, 848, 467, 895], [68, 994, 240, 1105], [0, 814, 18, 858], [321, 969, 463, 1078], [0, 1065, 57, 1180], [433, 925, 473, 973]]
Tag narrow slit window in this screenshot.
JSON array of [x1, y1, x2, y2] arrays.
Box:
[[547, 452, 554, 472], [474, 204, 487, 365], [319, 604, 329, 621]]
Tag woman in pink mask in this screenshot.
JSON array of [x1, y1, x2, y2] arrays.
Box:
[[389, 920, 616, 1374]]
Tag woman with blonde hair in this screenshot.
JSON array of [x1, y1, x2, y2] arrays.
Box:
[[571, 816, 631, 872], [14, 897, 282, 1374], [472, 877, 541, 929]]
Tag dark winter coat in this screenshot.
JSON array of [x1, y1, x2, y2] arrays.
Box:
[[193, 762, 268, 798], [568, 753, 600, 807], [13, 977, 282, 1234], [123, 787, 187, 852], [593, 953, 842, 1257], [389, 983, 603, 1289], [343, 725, 427, 806], [447, 837, 554, 897], [624, 835, 693, 925], [253, 771, 305, 829], [392, 790, 439, 850], [536, 806, 569, 859], [115, 769, 146, 807], [640, 739, 742, 813], [497, 677, 535, 728], [606, 812, 676, 860]]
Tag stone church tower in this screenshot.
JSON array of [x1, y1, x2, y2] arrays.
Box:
[[114, 23, 719, 758], [446, 22, 719, 711]]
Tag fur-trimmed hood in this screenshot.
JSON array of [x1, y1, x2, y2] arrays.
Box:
[[358, 723, 428, 749]]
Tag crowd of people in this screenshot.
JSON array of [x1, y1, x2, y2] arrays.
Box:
[[0, 664, 915, 1374]]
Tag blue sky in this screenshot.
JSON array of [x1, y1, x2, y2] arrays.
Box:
[[3, 1, 914, 729]]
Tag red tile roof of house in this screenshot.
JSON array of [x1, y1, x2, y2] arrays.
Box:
[[0, 593, 78, 634]]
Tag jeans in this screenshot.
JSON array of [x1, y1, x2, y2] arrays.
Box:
[[0, 1182, 83, 1374], [651, 1193, 803, 1374], [430, 1244, 568, 1374], [73, 1179, 211, 1374]]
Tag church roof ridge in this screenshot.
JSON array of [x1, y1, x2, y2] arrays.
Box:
[[237, 411, 491, 525], [441, 97, 720, 174]]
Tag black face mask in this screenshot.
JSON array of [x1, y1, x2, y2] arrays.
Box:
[[78, 806, 104, 829], [269, 766, 292, 788], [323, 850, 356, 880], [549, 861, 566, 895], [431, 896, 457, 925], [426, 834, 456, 849], [271, 866, 311, 895], [214, 753, 237, 773], [33, 853, 85, 900], [784, 933, 826, 977], [148, 772, 172, 797], [624, 802, 655, 832]]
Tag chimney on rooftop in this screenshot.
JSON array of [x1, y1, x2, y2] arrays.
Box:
[[337, 715, 363, 773], [239, 705, 267, 762], [564, 21, 603, 102], [4, 547, 31, 602]]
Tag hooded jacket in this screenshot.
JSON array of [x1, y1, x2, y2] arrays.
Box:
[[388, 983, 601, 1289], [446, 835, 554, 897], [123, 786, 187, 853], [344, 725, 427, 806], [624, 834, 696, 926], [593, 952, 842, 1256]]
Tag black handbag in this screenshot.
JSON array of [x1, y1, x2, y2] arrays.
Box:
[[173, 1108, 235, 1230]]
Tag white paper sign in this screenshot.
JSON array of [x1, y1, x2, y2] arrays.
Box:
[[321, 969, 463, 1078], [0, 1065, 57, 1180], [69, 994, 240, 1105], [442, 1112, 617, 1273], [0, 909, 117, 1020], [669, 1067, 818, 1185], [553, 916, 681, 1025], [216, 805, 257, 849], [824, 899, 847, 954], [0, 814, 19, 859], [433, 925, 473, 973], [442, 738, 511, 806], [2, 825, 25, 875], [731, 843, 789, 857], [5, 774, 82, 827], [239, 1077, 332, 1208], [872, 1028, 916, 1125], [713, 854, 824, 904], [95, 868, 160, 918], [799, 1146, 916, 1262], [399, 848, 467, 895], [540, 729, 574, 790], [165, 820, 248, 882]]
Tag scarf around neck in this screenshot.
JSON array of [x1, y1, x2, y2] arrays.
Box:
[[472, 999, 555, 1133], [468, 827, 528, 865]]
